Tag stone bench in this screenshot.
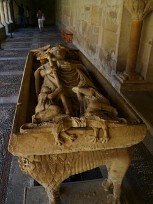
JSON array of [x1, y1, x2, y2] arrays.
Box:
[[62, 30, 73, 43]]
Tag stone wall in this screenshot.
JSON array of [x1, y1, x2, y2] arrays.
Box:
[[55, 0, 153, 84], [137, 12, 153, 82], [11, 0, 153, 84], [56, 0, 123, 83]]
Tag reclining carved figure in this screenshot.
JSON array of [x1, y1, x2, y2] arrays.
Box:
[[32, 45, 121, 145]]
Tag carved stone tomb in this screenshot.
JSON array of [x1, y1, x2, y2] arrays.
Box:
[[8, 44, 147, 204]]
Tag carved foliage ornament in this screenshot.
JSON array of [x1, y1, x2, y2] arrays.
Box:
[[124, 0, 153, 20]]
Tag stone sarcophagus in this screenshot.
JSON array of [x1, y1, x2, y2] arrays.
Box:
[[8, 44, 147, 204]]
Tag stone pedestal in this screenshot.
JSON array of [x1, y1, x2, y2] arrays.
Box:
[[113, 73, 153, 92]]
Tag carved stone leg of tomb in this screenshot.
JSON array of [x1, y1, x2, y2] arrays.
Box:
[[18, 147, 132, 204]]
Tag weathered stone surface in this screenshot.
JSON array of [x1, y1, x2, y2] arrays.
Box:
[[0, 50, 28, 58], [55, 0, 153, 89], [0, 60, 25, 71], [8, 44, 147, 204], [9, 122, 146, 156], [56, 0, 123, 83], [0, 75, 22, 97], [24, 179, 109, 204]]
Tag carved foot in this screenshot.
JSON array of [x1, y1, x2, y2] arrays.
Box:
[[55, 136, 65, 146], [46, 188, 61, 204], [107, 194, 120, 204], [102, 178, 113, 192], [48, 197, 61, 204], [67, 133, 77, 142], [91, 136, 99, 143], [91, 134, 109, 144], [32, 114, 37, 123], [99, 135, 110, 144], [90, 128, 100, 143], [61, 131, 77, 142], [54, 132, 77, 145], [91, 127, 109, 143]]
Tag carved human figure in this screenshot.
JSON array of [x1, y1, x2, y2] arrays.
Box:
[[32, 44, 119, 125], [32, 45, 98, 123], [31, 45, 122, 148], [72, 86, 118, 117], [32, 45, 71, 123]]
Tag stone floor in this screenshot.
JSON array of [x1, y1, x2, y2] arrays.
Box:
[[0, 26, 153, 204], [23, 179, 115, 204], [0, 26, 73, 204]]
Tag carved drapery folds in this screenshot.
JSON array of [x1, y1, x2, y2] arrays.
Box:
[[123, 0, 153, 80]]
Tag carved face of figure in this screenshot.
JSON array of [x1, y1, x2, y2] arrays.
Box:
[[50, 46, 67, 60], [40, 59, 48, 65]]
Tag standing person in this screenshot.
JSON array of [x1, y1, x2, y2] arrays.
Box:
[[25, 6, 30, 27], [37, 8, 44, 32], [18, 4, 25, 27]]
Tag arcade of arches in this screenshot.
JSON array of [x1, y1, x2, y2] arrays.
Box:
[[1, 0, 153, 203], [1, 0, 153, 84]]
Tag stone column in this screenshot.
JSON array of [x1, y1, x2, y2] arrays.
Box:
[[0, 0, 4, 28], [0, 0, 5, 25], [0, 0, 8, 33], [3, 0, 9, 24], [0, 12, 4, 28], [124, 0, 153, 80], [0, 0, 6, 41], [7, 0, 13, 23]]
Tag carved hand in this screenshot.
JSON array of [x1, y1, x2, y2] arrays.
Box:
[[47, 87, 63, 99]]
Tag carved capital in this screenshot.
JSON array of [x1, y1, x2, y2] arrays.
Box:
[[124, 0, 153, 20]]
